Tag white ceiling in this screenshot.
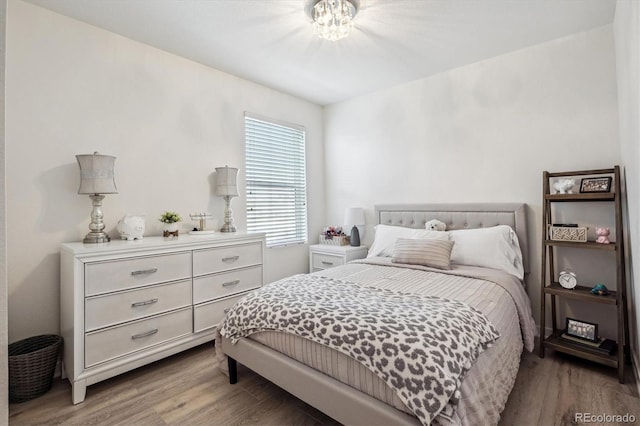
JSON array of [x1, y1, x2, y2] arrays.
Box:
[[24, 0, 616, 106]]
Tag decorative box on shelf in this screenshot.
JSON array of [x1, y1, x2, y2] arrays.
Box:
[[319, 235, 350, 245], [549, 226, 588, 242]]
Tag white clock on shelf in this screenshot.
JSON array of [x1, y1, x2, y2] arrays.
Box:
[[559, 270, 578, 289]]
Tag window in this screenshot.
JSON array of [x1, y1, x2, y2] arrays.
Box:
[[245, 113, 307, 247]]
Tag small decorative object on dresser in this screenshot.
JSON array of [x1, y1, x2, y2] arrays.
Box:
[[189, 212, 216, 235], [553, 178, 576, 194], [159, 211, 181, 237], [580, 176, 612, 193], [595, 227, 610, 244], [116, 215, 145, 240], [309, 244, 368, 272]]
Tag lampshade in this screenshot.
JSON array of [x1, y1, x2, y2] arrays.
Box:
[[215, 166, 239, 197], [344, 207, 365, 227], [76, 152, 117, 194]]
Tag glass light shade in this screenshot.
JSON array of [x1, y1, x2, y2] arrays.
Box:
[[76, 152, 117, 194], [344, 207, 365, 227], [215, 166, 239, 197], [311, 0, 358, 41]]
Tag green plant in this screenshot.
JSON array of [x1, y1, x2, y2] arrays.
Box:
[[159, 211, 181, 224]]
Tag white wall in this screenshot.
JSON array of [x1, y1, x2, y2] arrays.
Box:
[[614, 0, 640, 384], [5, 0, 325, 342], [0, 0, 8, 420], [324, 26, 621, 332]]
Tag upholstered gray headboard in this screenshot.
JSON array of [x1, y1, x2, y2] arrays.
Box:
[[374, 203, 529, 274]]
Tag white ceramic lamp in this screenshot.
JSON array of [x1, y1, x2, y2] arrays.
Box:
[[76, 152, 117, 243], [344, 207, 365, 247], [216, 166, 239, 233]]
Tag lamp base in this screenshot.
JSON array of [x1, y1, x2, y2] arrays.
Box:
[[83, 231, 110, 244], [220, 224, 237, 233], [350, 226, 360, 247], [83, 194, 111, 244]]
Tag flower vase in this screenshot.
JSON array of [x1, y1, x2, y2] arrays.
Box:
[[163, 222, 179, 238]]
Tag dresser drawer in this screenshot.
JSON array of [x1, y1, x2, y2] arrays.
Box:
[[85, 252, 192, 296], [193, 243, 262, 276], [194, 293, 245, 333], [193, 266, 262, 304], [311, 253, 345, 270], [84, 307, 192, 367], [85, 279, 192, 332]]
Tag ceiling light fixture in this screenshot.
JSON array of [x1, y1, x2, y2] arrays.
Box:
[[307, 0, 359, 42]]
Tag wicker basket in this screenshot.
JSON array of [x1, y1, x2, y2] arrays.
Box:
[[549, 226, 588, 242], [9, 334, 63, 403], [319, 235, 350, 245]]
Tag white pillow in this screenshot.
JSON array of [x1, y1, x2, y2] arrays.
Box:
[[449, 225, 524, 279], [367, 224, 450, 258]]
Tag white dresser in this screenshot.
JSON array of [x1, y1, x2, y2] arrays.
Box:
[[60, 232, 265, 404]]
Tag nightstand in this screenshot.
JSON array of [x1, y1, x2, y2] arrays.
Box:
[[309, 244, 368, 272]]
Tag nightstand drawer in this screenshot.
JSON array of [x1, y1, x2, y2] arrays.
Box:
[[193, 294, 245, 333], [311, 253, 345, 270], [193, 266, 262, 304], [85, 252, 192, 296], [85, 279, 192, 332], [84, 307, 192, 368], [193, 243, 262, 276]]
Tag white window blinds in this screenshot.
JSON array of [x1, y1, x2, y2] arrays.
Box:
[[245, 114, 308, 247]]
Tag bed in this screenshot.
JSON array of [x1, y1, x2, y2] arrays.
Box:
[[217, 203, 536, 425]]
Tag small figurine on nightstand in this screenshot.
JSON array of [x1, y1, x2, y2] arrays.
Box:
[[595, 227, 610, 244]]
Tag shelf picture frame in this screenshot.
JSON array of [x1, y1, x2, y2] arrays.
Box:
[[580, 176, 612, 193], [565, 317, 599, 343]]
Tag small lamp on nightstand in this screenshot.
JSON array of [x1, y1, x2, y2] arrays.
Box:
[[344, 207, 365, 247]]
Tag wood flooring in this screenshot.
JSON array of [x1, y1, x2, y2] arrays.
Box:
[[9, 342, 639, 426]]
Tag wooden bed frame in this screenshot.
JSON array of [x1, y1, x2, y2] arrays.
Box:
[[223, 203, 529, 425]]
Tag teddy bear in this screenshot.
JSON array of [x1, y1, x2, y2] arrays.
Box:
[[553, 179, 576, 194], [595, 227, 610, 244], [425, 219, 447, 231]]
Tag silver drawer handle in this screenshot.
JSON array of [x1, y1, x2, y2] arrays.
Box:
[[321, 261, 334, 266], [222, 256, 240, 262], [222, 280, 240, 287], [131, 298, 158, 308], [224, 308, 231, 314], [131, 268, 158, 276], [131, 329, 158, 340]]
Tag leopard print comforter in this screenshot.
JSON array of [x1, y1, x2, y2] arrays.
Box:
[[220, 274, 500, 425]]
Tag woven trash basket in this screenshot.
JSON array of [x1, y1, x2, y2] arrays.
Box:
[[9, 334, 63, 403]]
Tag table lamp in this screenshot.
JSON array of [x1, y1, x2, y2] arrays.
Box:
[[76, 152, 117, 243], [344, 207, 365, 247], [216, 166, 239, 233]]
